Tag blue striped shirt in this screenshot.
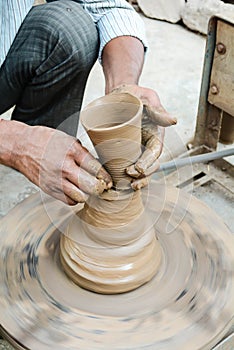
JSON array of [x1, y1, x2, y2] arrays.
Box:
[[0, 0, 147, 67]]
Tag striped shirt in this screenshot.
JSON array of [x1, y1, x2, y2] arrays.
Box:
[[0, 0, 147, 67]]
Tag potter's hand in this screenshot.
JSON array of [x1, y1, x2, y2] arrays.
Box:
[[0, 120, 112, 205], [111, 84, 176, 189]]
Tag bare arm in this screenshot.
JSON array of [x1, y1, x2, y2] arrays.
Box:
[[102, 36, 144, 94], [102, 36, 176, 187], [0, 119, 112, 204]]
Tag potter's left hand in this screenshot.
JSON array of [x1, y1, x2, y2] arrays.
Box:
[[111, 84, 177, 189]]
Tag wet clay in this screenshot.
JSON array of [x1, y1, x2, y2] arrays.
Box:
[[60, 190, 161, 293], [60, 93, 161, 293], [0, 184, 233, 350], [81, 93, 143, 189]]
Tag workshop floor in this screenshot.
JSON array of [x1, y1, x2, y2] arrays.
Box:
[[0, 14, 233, 349]]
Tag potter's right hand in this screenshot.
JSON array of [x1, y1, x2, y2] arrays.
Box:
[[110, 84, 176, 189], [0, 120, 112, 205]]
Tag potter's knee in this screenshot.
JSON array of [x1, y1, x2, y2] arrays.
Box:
[[37, 1, 99, 68]]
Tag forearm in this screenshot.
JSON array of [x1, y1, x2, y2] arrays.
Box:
[[102, 36, 145, 94], [0, 119, 27, 169]]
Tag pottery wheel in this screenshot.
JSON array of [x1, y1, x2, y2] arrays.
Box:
[[0, 182, 233, 350]]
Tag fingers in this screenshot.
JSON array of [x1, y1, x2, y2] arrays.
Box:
[[62, 181, 89, 204], [140, 88, 177, 127], [131, 176, 151, 191], [58, 140, 112, 204], [126, 123, 163, 177], [111, 84, 176, 127], [73, 141, 112, 189], [65, 161, 107, 196], [142, 89, 176, 126], [135, 143, 161, 175], [42, 164, 103, 205], [21, 125, 112, 206], [55, 194, 78, 206], [141, 120, 164, 154], [143, 105, 176, 127], [48, 182, 88, 205], [110, 85, 174, 181], [127, 159, 160, 178]]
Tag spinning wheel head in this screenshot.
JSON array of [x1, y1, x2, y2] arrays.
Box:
[[0, 183, 233, 350]]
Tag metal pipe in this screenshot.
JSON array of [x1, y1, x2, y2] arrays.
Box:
[[157, 148, 234, 173]]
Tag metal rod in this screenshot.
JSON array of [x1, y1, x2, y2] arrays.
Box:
[[157, 148, 234, 173]]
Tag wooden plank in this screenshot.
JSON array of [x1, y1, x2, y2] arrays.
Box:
[[208, 20, 234, 116]]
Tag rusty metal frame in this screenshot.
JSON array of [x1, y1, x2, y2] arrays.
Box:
[[193, 16, 234, 150]]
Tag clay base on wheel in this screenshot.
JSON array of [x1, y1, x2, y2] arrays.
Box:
[[0, 183, 233, 350], [60, 190, 161, 294]]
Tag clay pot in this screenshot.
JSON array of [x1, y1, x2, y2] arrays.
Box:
[[60, 93, 161, 294], [81, 93, 142, 189]]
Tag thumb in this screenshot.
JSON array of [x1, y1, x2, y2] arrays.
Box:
[[144, 104, 177, 127]]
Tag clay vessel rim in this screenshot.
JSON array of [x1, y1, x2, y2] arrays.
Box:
[[81, 93, 143, 132]]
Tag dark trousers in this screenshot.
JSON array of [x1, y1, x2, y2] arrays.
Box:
[[0, 0, 99, 136]]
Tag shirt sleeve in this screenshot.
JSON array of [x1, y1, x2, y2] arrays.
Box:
[[0, 0, 34, 67], [83, 0, 148, 63]]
